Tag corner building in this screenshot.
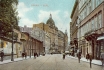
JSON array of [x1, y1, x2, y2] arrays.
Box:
[[78, 0, 104, 59]]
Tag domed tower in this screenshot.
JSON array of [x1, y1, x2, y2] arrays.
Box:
[[46, 14, 59, 53], [46, 14, 55, 28]]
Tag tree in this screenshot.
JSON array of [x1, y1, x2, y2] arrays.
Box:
[[0, 0, 19, 39]]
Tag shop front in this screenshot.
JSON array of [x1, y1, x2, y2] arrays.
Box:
[[96, 35, 104, 59]]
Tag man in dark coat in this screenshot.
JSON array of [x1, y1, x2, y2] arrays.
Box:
[[22, 52, 24, 58], [89, 55, 92, 68], [63, 53, 65, 59], [1, 50, 4, 62], [36, 53, 38, 57], [78, 52, 81, 63], [34, 52, 36, 59]]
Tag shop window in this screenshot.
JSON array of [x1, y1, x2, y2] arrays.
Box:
[[101, 41, 104, 53]]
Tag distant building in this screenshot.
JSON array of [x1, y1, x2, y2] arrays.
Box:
[[33, 14, 68, 54], [20, 26, 44, 56]]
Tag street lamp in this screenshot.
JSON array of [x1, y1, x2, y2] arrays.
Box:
[[11, 25, 14, 61], [30, 38, 31, 58]]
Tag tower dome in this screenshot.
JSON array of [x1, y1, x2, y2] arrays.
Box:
[[46, 14, 55, 27]]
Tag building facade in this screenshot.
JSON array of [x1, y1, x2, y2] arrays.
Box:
[[20, 26, 44, 56], [30, 27, 45, 54], [0, 29, 21, 59], [58, 30, 65, 53], [70, 0, 78, 56], [45, 32, 51, 54], [77, 0, 104, 59]]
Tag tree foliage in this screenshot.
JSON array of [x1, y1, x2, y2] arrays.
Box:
[[0, 0, 19, 39]]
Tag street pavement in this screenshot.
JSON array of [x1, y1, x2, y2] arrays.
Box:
[[0, 54, 104, 70]]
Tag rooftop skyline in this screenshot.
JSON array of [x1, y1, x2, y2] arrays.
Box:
[[18, 0, 76, 41]]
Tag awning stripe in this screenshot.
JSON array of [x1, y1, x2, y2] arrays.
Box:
[[97, 36, 104, 40]]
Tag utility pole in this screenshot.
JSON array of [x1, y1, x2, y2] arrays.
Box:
[[43, 23, 45, 53], [30, 37, 31, 58], [11, 25, 14, 61]]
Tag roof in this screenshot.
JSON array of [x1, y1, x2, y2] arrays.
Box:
[[46, 14, 55, 26], [70, 0, 78, 18]]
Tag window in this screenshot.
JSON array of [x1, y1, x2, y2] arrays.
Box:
[[92, 18, 94, 30], [96, 0, 98, 7], [87, 4, 89, 15], [94, 16, 97, 30], [79, 1, 81, 10], [86, 22, 88, 32], [97, 15, 99, 29], [84, 7, 87, 18], [88, 21, 90, 31], [81, 27, 82, 37], [98, 13, 102, 28], [96, 0, 102, 7], [92, 0, 95, 10], [89, 2, 92, 13], [89, 21, 91, 31]]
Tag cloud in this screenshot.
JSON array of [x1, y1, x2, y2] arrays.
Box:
[[38, 10, 60, 22], [64, 11, 69, 18], [18, 2, 33, 18], [38, 10, 64, 29], [20, 18, 35, 27], [18, 2, 34, 27]]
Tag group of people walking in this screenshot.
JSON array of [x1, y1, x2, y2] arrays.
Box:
[[34, 52, 38, 58], [22, 52, 39, 59], [22, 52, 27, 59]]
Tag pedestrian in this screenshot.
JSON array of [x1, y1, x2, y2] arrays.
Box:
[[89, 55, 92, 68], [100, 53, 104, 66], [22, 52, 24, 58], [25, 52, 27, 59], [63, 53, 65, 59], [43, 52, 45, 56], [0, 50, 4, 62], [51, 52, 53, 55], [36, 53, 38, 57], [86, 53, 89, 61], [78, 52, 81, 63], [34, 52, 36, 59]]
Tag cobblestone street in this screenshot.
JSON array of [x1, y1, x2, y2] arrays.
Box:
[[0, 54, 104, 70]]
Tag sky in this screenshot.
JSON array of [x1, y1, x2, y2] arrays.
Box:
[[18, 0, 75, 42]]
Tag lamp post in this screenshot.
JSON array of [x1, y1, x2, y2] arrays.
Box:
[[11, 25, 14, 61], [30, 38, 31, 58]]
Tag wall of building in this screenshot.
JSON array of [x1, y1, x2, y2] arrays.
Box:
[[70, 0, 78, 56], [78, 0, 104, 59]]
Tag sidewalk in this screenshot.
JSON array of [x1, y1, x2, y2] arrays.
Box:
[[0, 56, 34, 65], [67, 55, 102, 66]]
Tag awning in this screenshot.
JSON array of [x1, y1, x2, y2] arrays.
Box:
[[65, 51, 69, 53], [97, 36, 104, 40]]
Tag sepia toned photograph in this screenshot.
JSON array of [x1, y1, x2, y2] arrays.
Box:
[[0, 0, 104, 70]]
